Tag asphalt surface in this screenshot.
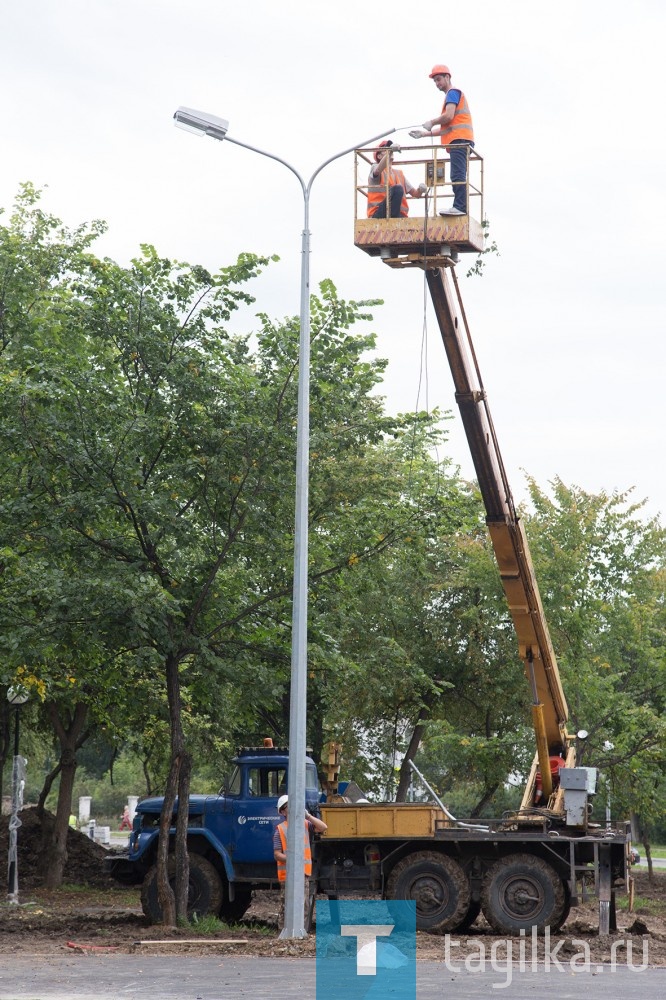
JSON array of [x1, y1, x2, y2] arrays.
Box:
[[1, 956, 665, 1000]]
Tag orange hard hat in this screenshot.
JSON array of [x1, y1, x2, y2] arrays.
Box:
[[374, 139, 393, 161], [429, 64, 451, 78]]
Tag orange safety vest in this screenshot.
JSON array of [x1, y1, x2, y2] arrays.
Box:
[[367, 167, 409, 218], [276, 820, 312, 882], [439, 90, 474, 145]]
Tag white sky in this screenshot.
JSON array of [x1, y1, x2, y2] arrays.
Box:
[[2, 0, 664, 520]]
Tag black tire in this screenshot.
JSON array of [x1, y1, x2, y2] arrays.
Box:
[[219, 888, 252, 923], [140, 854, 223, 924], [386, 851, 470, 932], [452, 898, 481, 933], [550, 886, 572, 933], [481, 853, 566, 934]]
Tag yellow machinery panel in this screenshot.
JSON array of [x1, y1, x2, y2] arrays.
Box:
[[321, 803, 450, 839], [354, 216, 485, 261]]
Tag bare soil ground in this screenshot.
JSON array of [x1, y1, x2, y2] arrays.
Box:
[[2, 808, 665, 964]]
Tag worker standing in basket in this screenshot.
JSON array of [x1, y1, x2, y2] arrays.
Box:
[[367, 140, 426, 219], [410, 65, 474, 216], [273, 794, 327, 931]]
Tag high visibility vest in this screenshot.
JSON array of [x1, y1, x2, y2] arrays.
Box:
[[367, 167, 409, 218], [439, 90, 474, 145], [276, 820, 312, 881]]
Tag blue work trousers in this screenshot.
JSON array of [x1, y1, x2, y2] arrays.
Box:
[[449, 140, 473, 213]]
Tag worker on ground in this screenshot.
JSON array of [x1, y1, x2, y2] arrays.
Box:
[[273, 794, 327, 931], [367, 140, 426, 219], [409, 65, 474, 216]]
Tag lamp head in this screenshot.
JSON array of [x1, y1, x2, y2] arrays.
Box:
[[173, 107, 229, 141], [7, 685, 29, 706]]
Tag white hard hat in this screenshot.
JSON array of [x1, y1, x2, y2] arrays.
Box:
[[277, 794, 289, 812]]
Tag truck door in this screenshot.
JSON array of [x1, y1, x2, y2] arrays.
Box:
[[230, 765, 287, 863]]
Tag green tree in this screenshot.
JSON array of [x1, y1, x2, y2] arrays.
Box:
[[524, 478, 666, 849], [1, 189, 433, 920]]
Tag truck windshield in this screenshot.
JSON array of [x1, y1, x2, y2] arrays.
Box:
[[225, 766, 241, 796], [307, 763, 319, 793]]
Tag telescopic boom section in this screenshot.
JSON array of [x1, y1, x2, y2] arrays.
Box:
[[425, 267, 570, 799]]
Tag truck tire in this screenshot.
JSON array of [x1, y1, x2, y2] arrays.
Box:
[[481, 853, 566, 934], [386, 851, 470, 932], [140, 854, 223, 924], [219, 887, 252, 923], [550, 888, 571, 933]]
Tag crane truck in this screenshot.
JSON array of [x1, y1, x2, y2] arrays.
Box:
[[308, 144, 629, 936], [106, 145, 630, 935]]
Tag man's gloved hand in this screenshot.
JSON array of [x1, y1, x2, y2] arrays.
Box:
[[418, 183, 427, 194], [409, 129, 426, 139], [422, 120, 434, 131]]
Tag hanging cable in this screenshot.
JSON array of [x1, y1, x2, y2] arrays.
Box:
[[406, 183, 442, 502]]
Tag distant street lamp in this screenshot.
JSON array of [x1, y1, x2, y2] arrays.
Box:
[[6, 685, 29, 904], [174, 108, 395, 937]]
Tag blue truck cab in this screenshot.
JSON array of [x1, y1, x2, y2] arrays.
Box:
[[105, 743, 321, 922]]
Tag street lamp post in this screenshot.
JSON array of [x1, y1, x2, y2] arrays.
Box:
[[603, 740, 615, 831], [6, 686, 29, 904], [174, 108, 395, 936]]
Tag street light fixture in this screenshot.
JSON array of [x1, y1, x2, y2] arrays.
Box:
[[174, 108, 395, 937], [6, 685, 29, 904], [174, 107, 229, 140]]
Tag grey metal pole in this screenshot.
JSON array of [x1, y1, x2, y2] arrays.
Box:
[[280, 192, 311, 939], [7, 706, 21, 904], [177, 120, 397, 937], [223, 128, 395, 938]]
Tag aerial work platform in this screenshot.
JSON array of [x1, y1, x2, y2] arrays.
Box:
[[354, 144, 485, 268]]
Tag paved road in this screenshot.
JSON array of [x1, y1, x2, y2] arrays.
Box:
[[1, 956, 664, 1000]]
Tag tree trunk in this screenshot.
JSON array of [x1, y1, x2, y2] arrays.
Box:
[[42, 702, 90, 888], [396, 707, 429, 802], [174, 746, 192, 922], [156, 750, 179, 927], [156, 652, 190, 927], [470, 782, 499, 818], [643, 836, 654, 881]]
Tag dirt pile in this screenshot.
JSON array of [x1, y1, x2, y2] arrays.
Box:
[[0, 806, 109, 887]]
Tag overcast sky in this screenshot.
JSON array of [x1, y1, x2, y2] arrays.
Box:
[[2, 0, 664, 521]]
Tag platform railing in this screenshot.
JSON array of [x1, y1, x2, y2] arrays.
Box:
[[355, 144, 483, 222]]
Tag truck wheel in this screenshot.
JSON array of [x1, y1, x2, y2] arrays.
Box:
[[219, 888, 252, 923], [140, 854, 223, 924], [550, 886, 571, 933], [481, 854, 565, 934], [386, 851, 470, 932]]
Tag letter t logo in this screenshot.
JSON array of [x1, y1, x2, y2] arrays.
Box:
[[340, 924, 395, 976]]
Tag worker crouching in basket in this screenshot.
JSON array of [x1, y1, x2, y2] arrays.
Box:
[[367, 140, 426, 219]]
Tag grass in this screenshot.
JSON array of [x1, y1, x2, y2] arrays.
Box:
[[182, 914, 231, 934], [186, 913, 274, 936], [617, 894, 666, 917]]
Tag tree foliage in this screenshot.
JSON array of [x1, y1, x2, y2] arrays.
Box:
[[2, 186, 665, 917]]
